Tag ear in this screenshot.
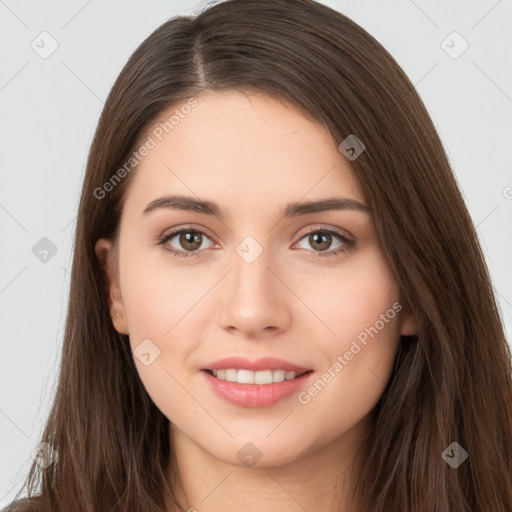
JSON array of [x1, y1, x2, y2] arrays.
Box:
[[94, 238, 129, 335], [399, 299, 419, 336]]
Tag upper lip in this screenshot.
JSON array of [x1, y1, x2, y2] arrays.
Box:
[[202, 356, 312, 373]]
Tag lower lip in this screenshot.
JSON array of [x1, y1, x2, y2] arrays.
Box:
[[202, 370, 313, 408]]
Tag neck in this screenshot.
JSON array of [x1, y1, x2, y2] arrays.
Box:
[[166, 416, 371, 512]]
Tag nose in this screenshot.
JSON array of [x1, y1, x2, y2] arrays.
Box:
[[218, 242, 292, 338]]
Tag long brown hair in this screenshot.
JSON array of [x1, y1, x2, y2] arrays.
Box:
[[5, 0, 512, 510]]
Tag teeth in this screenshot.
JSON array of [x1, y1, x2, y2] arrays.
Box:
[[272, 369, 285, 382], [209, 368, 301, 384], [238, 369, 255, 384], [225, 369, 237, 382]]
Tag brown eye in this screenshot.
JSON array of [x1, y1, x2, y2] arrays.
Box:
[[307, 232, 333, 252], [158, 228, 214, 258], [295, 227, 355, 258], [177, 231, 203, 251]]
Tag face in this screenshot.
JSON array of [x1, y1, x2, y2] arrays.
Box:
[[96, 90, 417, 468]]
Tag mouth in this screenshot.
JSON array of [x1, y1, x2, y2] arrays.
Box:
[[203, 368, 313, 384], [200, 356, 314, 407], [201, 364, 314, 408]]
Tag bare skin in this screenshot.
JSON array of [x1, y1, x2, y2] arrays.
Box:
[[96, 90, 418, 512]]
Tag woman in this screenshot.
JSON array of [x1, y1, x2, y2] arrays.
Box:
[[5, 0, 512, 510]]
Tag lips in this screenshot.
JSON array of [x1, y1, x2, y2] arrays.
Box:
[[202, 356, 311, 373], [201, 356, 314, 407]]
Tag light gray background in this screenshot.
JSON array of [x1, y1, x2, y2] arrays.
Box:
[[1, 0, 511, 505]]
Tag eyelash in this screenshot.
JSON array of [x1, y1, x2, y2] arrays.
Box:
[[157, 225, 355, 259]]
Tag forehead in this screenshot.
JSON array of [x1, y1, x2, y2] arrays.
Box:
[[124, 90, 365, 217]]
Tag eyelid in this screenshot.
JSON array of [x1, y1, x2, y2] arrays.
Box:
[[297, 224, 353, 241], [158, 223, 216, 241]]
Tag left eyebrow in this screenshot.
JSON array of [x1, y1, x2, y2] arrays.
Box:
[[281, 197, 369, 217], [141, 195, 370, 219]]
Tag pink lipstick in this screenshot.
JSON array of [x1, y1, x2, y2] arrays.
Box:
[[201, 356, 314, 408]]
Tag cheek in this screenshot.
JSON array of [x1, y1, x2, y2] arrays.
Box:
[[295, 247, 401, 344], [119, 242, 208, 341], [294, 248, 402, 408], [118, 248, 206, 422]]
